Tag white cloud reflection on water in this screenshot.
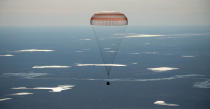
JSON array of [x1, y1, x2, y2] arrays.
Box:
[[147, 67, 179, 72], [182, 55, 195, 58], [104, 50, 119, 53], [143, 51, 159, 55], [131, 62, 138, 65], [32, 65, 71, 69], [0, 98, 12, 101], [128, 52, 140, 55], [14, 49, 54, 52], [193, 79, 210, 88], [75, 49, 90, 53], [79, 74, 204, 82], [128, 51, 158, 55], [76, 64, 126, 67], [12, 85, 75, 93], [126, 34, 165, 38], [2, 73, 48, 79], [0, 54, 14, 56], [154, 100, 179, 106], [125, 33, 210, 38], [10, 92, 33, 96], [80, 38, 92, 41]]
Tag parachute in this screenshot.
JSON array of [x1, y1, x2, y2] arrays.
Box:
[[90, 11, 128, 26], [90, 11, 128, 85]]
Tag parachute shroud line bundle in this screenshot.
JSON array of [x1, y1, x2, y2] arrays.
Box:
[[90, 11, 128, 85]]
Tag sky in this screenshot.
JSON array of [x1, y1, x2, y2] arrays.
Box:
[[0, 0, 209, 26]]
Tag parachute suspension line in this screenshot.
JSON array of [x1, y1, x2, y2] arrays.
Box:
[[91, 26, 127, 79], [91, 26, 110, 78], [105, 26, 127, 74]]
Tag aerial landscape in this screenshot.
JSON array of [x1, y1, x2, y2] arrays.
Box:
[[0, 0, 210, 109]]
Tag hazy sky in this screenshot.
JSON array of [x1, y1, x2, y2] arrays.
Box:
[[0, 0, 209, 26]]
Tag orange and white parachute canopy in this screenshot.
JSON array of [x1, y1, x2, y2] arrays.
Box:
[[90, 11, 128, 26]]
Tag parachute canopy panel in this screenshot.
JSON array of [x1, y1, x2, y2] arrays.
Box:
[[90, 11, 128, 26]]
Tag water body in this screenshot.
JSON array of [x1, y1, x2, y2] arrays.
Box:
[[0, 26, 210, 109]]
